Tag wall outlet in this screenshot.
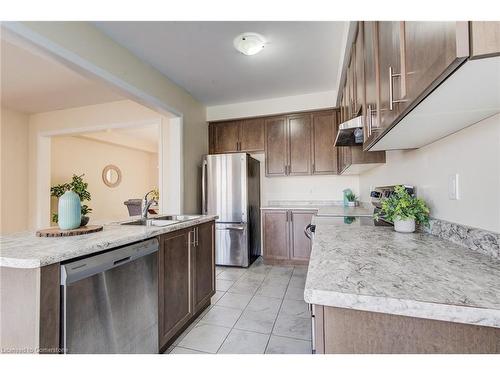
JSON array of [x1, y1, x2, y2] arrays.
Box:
[[448, 174, 460, 200]]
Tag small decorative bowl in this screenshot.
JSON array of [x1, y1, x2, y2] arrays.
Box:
[[80, 216, 90, 227]]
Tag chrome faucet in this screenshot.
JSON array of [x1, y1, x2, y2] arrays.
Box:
[[142, 190, 157, 220]]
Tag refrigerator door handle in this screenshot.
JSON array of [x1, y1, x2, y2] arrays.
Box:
[[202, 158, 208, 215]]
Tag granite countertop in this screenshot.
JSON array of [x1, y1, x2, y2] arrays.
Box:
[[316, 205, 373, 217], [0, 215, 218, 269], [304, 218, 500, 328], [261, 200, 341, 210]]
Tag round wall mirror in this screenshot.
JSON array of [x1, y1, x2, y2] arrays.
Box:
[[102, 165, 122, 188]]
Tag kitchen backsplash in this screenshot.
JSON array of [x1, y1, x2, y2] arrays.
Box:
[[425, 218, 500, 260]]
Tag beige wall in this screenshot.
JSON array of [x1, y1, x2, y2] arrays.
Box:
[[51, 136, 158, 222], [359, 114, 500, 233], [28, 100, 169, 229], [7, 22, 207, 216], [0, 107, 29, 234]]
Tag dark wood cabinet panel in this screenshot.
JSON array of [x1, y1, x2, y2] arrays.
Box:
[[319, 306, 500, 354], [158, 228, 192, 349], [240, 118, 265, 152], [471, 21, 500, 59], [262, 210, 289, 261], [354, 23, 365, 117], [312, 111, 337, 174], [265, 117, 288, 176], [290, 211, 315, 261], [404, 22, 467, 107], [363, 21, 382, 148], [287, 114, 312, 175], [377, 21, 406, 132], [262, 209, 316, 265], [193, 222, 215, 312], [213, 121, 240, 153]]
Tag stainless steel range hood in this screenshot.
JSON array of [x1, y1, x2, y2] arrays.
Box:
[[334, 115, 364, 146]]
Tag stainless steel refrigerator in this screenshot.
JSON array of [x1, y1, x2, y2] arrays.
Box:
[[202, 153, 261, 267]]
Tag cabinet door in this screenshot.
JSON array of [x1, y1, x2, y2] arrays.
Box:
[[404, 22, 468, 105], [265, 117, 288, 176], [193, 222, 215, 313], [290, 210, 316, 262], [240, 118, 264, 152], [363, 21, 381, 149], [287, 114, 312, 175], [354, 22, 365, 117], [213, 121, 240, 153], [378, 21, 406, 131], [471, 21, 500, 59], [158, 229, 192, 349], [312, 111, 338, 175], [262, 210, 289, 261]]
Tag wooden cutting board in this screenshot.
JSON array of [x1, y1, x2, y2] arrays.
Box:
[[36, 225, 103, 237]]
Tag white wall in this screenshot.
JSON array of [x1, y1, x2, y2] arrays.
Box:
[[0, 107, 29, 234], [206, 91, 336, 121], [51, 136, 158, 222], [359, 114, 500, 233], [251, 153, 359, 204]]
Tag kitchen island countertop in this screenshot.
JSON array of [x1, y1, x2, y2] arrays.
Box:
[[0, 215, 218, 269], [304, 217, 500, 328]]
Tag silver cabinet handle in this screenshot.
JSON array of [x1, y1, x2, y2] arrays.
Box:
[[389, 66, 407, 111]]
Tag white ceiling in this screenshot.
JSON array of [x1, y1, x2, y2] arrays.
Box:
[[73, 124, 159, 153], [1, 37, 124, 114], [93, 21, 347, 106]]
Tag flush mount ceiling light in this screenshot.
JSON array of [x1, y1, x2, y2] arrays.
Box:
[[233, 32, 266, 56]]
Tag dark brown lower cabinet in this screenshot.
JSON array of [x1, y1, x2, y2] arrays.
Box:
[[193, 221, 215, 312], [158, 221, 215, 352], [312, 305, 500, 354], [262, 209, 316, 265]]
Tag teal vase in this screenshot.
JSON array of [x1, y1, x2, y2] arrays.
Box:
[[58, 191, 81, 230]]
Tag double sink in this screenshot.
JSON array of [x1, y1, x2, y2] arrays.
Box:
[[121, 214, 201, 227]]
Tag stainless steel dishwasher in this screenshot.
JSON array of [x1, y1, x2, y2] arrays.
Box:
[[60, 238, 159, 354]]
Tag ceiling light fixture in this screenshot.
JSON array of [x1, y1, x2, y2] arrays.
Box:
[[233, 32, 266, 56]]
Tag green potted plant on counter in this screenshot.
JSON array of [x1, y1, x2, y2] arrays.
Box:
[[374, 185, 430, 233], [51, 174, 93, 227]]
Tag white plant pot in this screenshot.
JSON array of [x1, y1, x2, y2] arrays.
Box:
[[394, 218, 416, 233]]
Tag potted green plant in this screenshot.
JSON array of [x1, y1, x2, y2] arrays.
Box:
[[374, 185, 430, 233], [345, 191, 359, 207], [51, 174, 92, 227]]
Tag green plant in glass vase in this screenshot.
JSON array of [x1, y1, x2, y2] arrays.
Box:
[[51, 174, 92, 226], [374, 185, 430, 233]]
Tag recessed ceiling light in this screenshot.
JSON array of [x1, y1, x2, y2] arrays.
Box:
[[233, 32, 266, 56]]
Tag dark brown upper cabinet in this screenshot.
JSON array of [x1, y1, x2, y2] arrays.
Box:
[[287, 113, 312, 176], [239, 118, 265, 152], [211, 121, 240, 153], [209, 118, 264, 154], [264, 116, 288, 176], [403, 22, 469, 109], [362, 21, 382, 149], [470, 22, 500, 59], [377, 21, 406, 133], [311, 110, 338, 175]]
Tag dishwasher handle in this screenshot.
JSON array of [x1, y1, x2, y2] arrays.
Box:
[[61, 238, 159, 285]]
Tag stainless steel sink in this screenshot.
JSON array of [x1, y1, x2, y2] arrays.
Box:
[[121, 215, 201, 226]]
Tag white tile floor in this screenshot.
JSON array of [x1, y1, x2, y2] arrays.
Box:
[[167, 257, 312, 354]]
